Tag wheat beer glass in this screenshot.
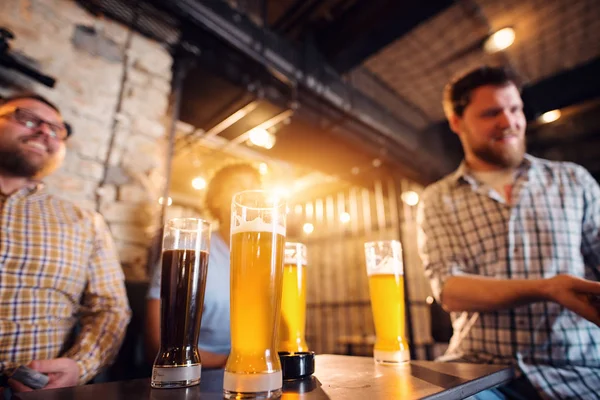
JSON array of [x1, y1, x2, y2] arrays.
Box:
[[278, 242, 308, 353], [151, 218, 211, 388], [224, 190, 286, 399], [364, 240, 409, 364]]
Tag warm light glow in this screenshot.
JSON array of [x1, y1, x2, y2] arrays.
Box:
[[483, 27, 515, 53], [340, 212, 351, 224], [192, 177, 207, 190], [539, 109, 561, 124], [401, 191, 420, 206], [158, 196, 172, 206], [303, 223, 314, 234], [248, 128, 276, 149], [294, 204, 303, 215], [273, 186, 291, 198], [258, 162, 269, 175]]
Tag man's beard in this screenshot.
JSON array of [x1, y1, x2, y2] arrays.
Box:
[[469, 130, 526, 169], [0, 148, 44, 177]]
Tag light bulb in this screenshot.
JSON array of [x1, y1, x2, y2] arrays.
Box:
[[158, 196, 172, 206], [258, 163, 268, 175], [401, 191, 419, 206], [484, 27, 515, 53], [192, 177, 206, 190], [303, 223, 314, 234], [539, 109, 561, 124], [340, 212, 351, 224], [248, 128, 276, 149]]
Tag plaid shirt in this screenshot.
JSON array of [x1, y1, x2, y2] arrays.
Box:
[[0, 185, 131, 384], [418, 155, 600, 399]]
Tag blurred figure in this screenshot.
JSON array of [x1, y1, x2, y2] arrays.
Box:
[[0, 93, 131, 394], [145, 164, 261, 368], [418, 66, 600, 400]]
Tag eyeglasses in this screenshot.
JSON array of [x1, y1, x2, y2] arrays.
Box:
[[0, 108, 71, 140]]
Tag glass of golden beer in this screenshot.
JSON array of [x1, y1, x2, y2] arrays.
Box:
[[364, 240, 410, 365], [151, 218, 211, 388], [278, 242, 308, 353], [224, 190, 286, 399]]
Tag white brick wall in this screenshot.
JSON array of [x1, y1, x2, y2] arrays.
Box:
[[0, 0, 173, 281]]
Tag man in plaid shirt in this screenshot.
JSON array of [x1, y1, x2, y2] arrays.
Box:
[[0, 93, 130, 394], [417, 66, 600, 399]]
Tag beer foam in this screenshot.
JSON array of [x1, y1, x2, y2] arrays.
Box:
[[284, 242, 307, 265], [231, 216, 286, 236], [367, 256, 403, 276]]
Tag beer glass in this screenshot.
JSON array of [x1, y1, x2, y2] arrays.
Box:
[[364, 240, 410, 364], [151, 218, 211, 388], [224, 190, 286, 399], [278, 242, 308, 353]]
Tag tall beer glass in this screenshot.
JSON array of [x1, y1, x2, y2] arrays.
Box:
[[151, 218, 211, 388], [278, 242, 308, 353], [364, 240, 409, 365], [224, 190, 286, 399]]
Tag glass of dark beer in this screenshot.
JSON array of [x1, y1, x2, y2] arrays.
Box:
[[151, 218, 211, 389]]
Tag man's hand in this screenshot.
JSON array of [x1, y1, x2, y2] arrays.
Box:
[[8, 358, 80, 392], [545, 275, 600, 326]]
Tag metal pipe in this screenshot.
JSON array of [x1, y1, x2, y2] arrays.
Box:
[[161, 50, 194, 225], [176, 99, 260, 155], [223, 108, 294, 149], [167, 0, 419, 152]]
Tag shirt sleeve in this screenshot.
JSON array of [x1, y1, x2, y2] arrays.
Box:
[[417, 186, 471, 303], [577, 166, 600, 278], [61, 213, 131, 384]]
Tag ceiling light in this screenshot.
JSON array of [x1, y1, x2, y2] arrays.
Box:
[[483, 27, 515, 53], [258, 162, 269, 175], [192, 177, 207, 190], [539, 109, 561, 124], [303, 223, 314, 234], [340, 212, 351, 224], [248, 128, 276, 149], [401, 191, 419, 206], [158, 196, 172, 206]]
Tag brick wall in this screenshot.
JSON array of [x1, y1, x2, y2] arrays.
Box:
[[0, 0, 173, 281]]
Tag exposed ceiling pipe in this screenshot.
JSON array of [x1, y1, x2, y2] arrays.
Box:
[[175, 99, 260, 156], [223, 109, 294, 149], [165, 0, 420, 152]]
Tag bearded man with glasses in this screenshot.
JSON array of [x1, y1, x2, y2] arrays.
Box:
[[0, 93, 130, 396]]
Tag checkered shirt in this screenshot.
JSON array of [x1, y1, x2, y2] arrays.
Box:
[[417, 155, 600, 399], [0, 185, 131, 384]]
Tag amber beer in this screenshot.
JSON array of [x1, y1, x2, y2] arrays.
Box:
[[151, 218, 211, 389], [279, 242, 308, 353], [224, 190, 286, 399], [364, 240, 409, 364]]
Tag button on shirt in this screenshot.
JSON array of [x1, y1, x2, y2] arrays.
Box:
[[0, 185, 131, 384], [417, 155, 600, 399], [148, 232, 231, 354]]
